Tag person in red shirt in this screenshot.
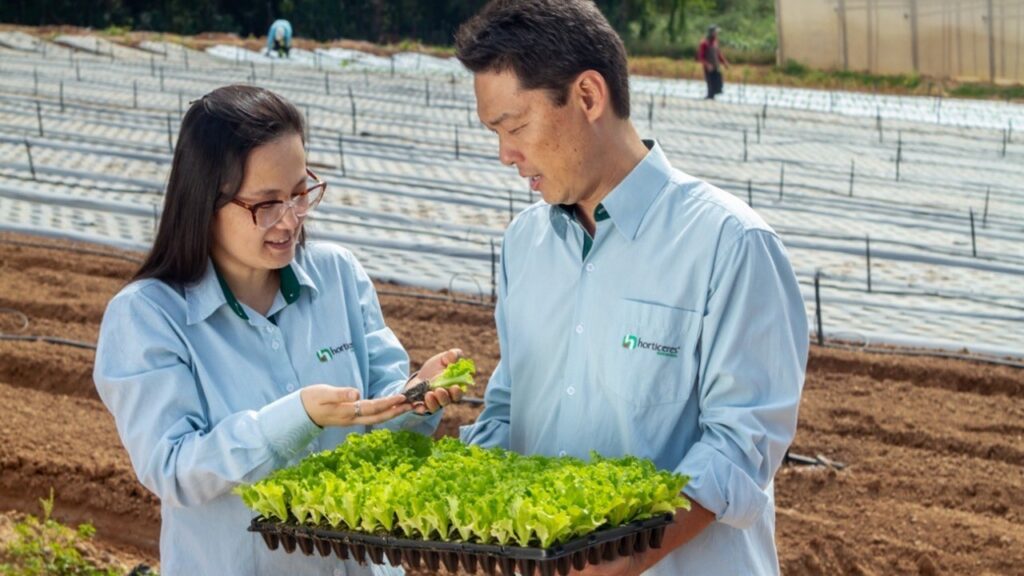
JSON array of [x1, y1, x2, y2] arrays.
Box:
[[698, 25, 730, 100]]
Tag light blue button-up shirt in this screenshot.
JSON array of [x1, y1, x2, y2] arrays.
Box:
[[95, 242, 434, 576], [461, 142, 808, 575]]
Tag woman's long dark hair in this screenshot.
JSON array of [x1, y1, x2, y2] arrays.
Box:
[[133, 85, 306, 284]]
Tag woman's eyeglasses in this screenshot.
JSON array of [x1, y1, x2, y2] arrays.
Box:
[[229, 168, 327, 229]]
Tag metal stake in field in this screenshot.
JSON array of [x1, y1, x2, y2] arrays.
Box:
[[848, 159, 855, 196], [865, 235, 872, 292], [982, 187, 990, 227], [35, 102, 43, 137], [33, 67, 38, 96], [814, 271, 824, 346], [166, 114, 174, 153], [59, 81, 64, 113], [743, 129, 748, 162], [24, 139, 36, 181], [348, 86, 357, 135], [778, 163, 785, 201], [747, 179, 753, 207], [755, 114, 761, 143], [454, 125, 461, 160], [895, 131, 902, 181], [133, 80, 138, 109], [337, 133, 346, 177], [75, 63, 81, 82], [325, 72, 330, 95], [969, 208, 978, 257], [159, 67, 165, 92], [425, 79, 431, 107], [876, 106, 883, 143]]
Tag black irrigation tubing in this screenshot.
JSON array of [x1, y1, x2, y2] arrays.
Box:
[[804, 276, 1024, 314], [0, 334, 97, 350], [718, 175, 1024, 239], [814, 340, 1024, 370], [0, 237, 144, 263], [309, 213, 494, 246], [0, 127, 171, 164], [660, 143, 1020, 220], [733, 110, 1015, 155], [316, 204, 502, 241], [0, 164, 164, 196], [778, 226, 1024, 267], [796, 281, 1024, 324], [322, 169, 528, 211], [375, 288, 493, 308]]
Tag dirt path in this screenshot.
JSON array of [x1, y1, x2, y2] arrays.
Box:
[[1, 232, 1021, 575]]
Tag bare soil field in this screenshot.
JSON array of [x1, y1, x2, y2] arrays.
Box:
[[1, 232, 1021, 575]]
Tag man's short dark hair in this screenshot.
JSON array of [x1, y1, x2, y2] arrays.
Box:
[[455, 0, 631, 119]]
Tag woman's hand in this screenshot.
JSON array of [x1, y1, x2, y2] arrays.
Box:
[[407, 348, 464, 414], [300, 385, 410, 427]]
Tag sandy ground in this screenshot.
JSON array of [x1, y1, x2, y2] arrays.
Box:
[[0, 232, 1021, 575]]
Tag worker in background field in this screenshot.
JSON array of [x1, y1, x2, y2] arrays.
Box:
[[698, 24, 730, 100], [266, 19, 292, 58]]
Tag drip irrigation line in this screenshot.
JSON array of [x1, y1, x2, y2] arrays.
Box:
[[0, 236, 144, 263], [814, 341, 1024, 370]]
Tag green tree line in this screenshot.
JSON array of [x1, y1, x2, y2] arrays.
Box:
[[1, 0, 775, 59]]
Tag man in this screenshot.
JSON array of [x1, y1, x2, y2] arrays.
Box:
[[699, 25, 729, 99], [456, 1, 807, 574], [266, 19, 292, 59]]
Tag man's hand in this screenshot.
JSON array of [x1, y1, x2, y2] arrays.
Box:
[[407, 348, 464, 414], [572, 501, 716, 575]]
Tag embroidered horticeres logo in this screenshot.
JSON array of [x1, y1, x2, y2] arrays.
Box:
[[317, 342, 354, 362], [622, 334, 679, 358]]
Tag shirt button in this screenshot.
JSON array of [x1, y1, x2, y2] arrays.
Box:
[[585, 263, 595, 272], [265, 326, 274, 333], [286, 382, 295, 392], [558, 450, 567, 457], [575, 324, 584, 334], [566, 386, 575, 396], [272, 340, 281, 350]]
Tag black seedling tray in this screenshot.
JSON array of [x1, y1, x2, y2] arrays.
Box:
[[249, 513, 673, 576]]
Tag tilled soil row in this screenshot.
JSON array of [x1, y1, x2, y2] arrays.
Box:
[[1, 233, 1022, 575]]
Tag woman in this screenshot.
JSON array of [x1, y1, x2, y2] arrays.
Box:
[[94, 85, 460, 575]]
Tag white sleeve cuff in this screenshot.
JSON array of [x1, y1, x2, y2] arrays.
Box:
[[678, 442, 769, 530]]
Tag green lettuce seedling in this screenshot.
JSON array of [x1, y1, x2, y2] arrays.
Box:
[[403, 358, 475, 403]]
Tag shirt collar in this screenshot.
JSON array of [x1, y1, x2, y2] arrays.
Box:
[[600, 139, 672, 241], [552, 140, 670, 241], [185, 256, 318, 325]]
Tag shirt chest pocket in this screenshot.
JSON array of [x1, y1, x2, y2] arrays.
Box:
[[594, 299, 701, 407]]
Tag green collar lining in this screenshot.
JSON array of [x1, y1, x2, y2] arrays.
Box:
[[215, 265, 301, 321]]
